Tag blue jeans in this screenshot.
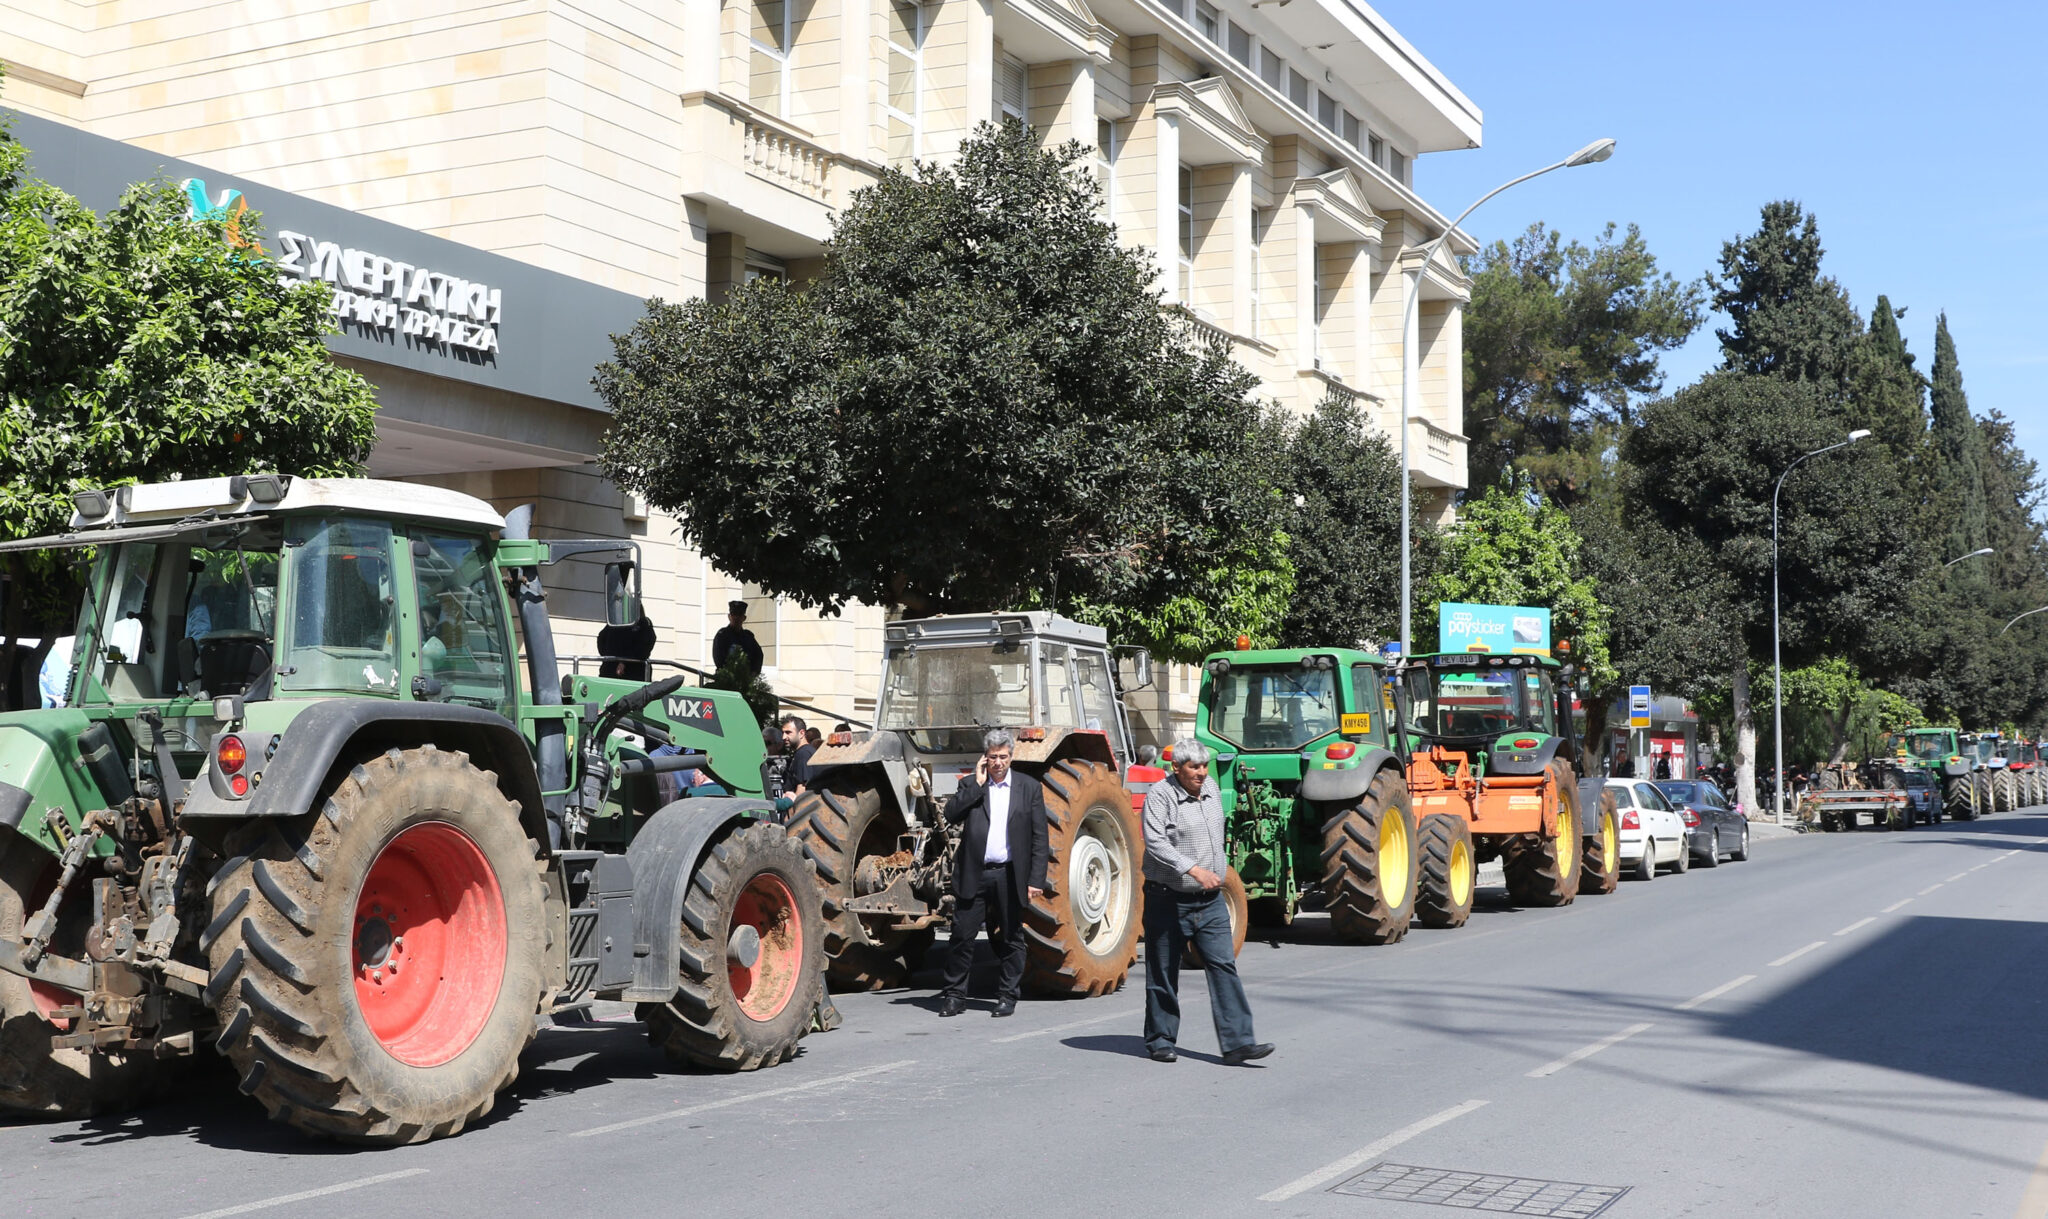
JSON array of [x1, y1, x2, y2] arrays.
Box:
[[1143, 882, 1255, 1054]]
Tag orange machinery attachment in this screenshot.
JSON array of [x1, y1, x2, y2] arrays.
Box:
[[1404, 745, 1559, 838]]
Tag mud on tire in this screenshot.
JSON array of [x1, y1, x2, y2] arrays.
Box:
[[786, 779, 921, 991], [206, 746, 547, 1145], [1023, 759, 1143, 997], [1318, 768, 1418, 945], [1415, 813, 1475, 929], [644, 821, 826, 1071]]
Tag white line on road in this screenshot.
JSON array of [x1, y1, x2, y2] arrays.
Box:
[[570, 1060, 915, 1138], [1881, 899, 1912, 913], [1946, 872, 1970, 882], [1526, 1022, 1656, 1078], [174, 1169, 429, 1219], [1835, 917, 1876, 936], [992, 1007, 1133, 1043], [1769, 941, 1827, 967], [2000, 850, 2022, 860], [1258, 1100, 1490, 1202], [1918, 884, 1944, 896], [1675, 975, 1755, 1011]]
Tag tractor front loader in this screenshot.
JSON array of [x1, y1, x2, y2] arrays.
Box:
[[0, 476, 828, 1144]]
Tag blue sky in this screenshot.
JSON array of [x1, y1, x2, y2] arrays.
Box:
[[1376, 0, 2048, 473]]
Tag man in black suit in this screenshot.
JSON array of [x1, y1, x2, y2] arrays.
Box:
[[938, 729, 1050, 1018]]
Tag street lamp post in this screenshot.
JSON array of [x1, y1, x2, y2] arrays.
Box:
[[1946, 547, 1995, 567], [1772, 429, 1872, 824], [2000, 606, 2048, 635], [1397, 138, 1616, 657]]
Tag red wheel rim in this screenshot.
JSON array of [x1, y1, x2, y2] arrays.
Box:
[[729, 872, 803, 1022], [352, 822, 507, 1067]]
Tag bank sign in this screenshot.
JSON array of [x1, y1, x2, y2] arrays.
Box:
[[1439, 602, 1552, 655]]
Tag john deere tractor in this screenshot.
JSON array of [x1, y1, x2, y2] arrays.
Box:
[[1190, 647, 1415, 946], [787, 613, 1153, 996], [1883, 727, 1983, 820], [0, 476, 828, 1142], [1390, 652, 1620, 919]]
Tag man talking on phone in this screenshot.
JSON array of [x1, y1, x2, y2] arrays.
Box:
[[937, 730, 1049, 1018]]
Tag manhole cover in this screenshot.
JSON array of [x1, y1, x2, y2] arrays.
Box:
[[1330, 1163, 1628, 1216]]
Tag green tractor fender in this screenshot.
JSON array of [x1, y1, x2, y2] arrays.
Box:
[[181, 701, 553, 851], [619, 796, 780, 1002], [1940, 757, 1973, 779], [1298, 746, 1400, 804]]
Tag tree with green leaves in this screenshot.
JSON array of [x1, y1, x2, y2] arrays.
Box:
[[1424, 484, 1612, 684], [1713, 201, 1863, 393], [1272, 393, 1414, 650], [0, 112, 378, 703], [1461, 222, 1702, 505], [598, 120, 1286, 661]]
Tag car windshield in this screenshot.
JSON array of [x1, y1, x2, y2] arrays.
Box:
[[1207, 665, 1341, 751], [1657, 781, 1701, 803], [1401, 661, 1556, 739]]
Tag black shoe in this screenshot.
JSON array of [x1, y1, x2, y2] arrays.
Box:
[[939, 995, 967, 1017], [992, 998, 1017, 1018], [1148, 1045, 1178, 1063], [1222, 1042, 1274, 1065]]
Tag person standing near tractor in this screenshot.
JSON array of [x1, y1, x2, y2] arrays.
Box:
[[712, 600, 764, 676], [937, 730, 1049, 1018], [780, 714, 817, 795], [1140, 739, 1273, 1066]]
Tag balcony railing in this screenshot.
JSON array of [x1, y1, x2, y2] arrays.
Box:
[[743, 119, 836, 206]]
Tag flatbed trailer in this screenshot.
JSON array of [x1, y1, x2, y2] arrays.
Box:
[[1800, 786, 1912, 832]]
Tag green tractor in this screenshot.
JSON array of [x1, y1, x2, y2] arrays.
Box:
[[1191, 647, 1416, 946], [0, 476, 829, 1142], [1880, 727, 1983, 820]]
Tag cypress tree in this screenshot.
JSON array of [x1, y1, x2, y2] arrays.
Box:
[[1713, 201, 1864, 394], [1929, 313, 1991, 558]]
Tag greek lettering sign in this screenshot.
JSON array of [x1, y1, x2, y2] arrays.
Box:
[[1438, 602, 1551, 655]]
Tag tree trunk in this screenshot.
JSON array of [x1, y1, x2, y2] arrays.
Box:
[[1827, 700, 1853, 764], [1732, 662, 1760, 821]]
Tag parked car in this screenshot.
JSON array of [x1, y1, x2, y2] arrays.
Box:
[[1603, 778, 1689, 881], [1656, 779, 1751, 866]]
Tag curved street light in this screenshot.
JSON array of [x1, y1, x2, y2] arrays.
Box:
[[2000, 606, 2048, 635], [1946, 547, 1995, 567], [1772, 429, 1872, 824], [1396, 138, 1617, 657]]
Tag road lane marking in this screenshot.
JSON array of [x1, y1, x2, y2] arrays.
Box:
[[1881, 899, 1912, 913], [1674, 975, 1755, 1011], [1947, 872, 1970, 882], [570, 1060, 915, 1137], [1835, 917, 1876, 936], [1526, 1022, 1656, 1078], [1769, 941, 1827, 967], [993, 1007, 1133, 1043], [175, 1170, 429, 1219], [1918, 884, 1944, 896], [1259, 1099, 1490, 1202]]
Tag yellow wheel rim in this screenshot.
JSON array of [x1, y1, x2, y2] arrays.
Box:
[[1379, 811, 1411, 909], [1448, 836, 1473, 907], [1556, 805, 1576, 883], [1601, 817, 1618, 873]]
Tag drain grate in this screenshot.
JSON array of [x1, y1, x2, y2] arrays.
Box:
[[1330, 1163, 1628, 1216]]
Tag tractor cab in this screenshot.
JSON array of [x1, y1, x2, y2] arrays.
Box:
[[1970, 732, 2009, 770], [1394, 652, 1576, 775], [1884, 728, 1959, 765], [1198, 649, 1389, 757]]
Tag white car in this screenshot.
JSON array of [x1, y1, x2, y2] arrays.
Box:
[[1601, 779, 1689, 881]]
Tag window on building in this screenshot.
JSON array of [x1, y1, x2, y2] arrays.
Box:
[[1228, 21, 1253, 67], [1368, 132, 1384, 166], [1159, 0, 1186, 19], [1390, 149, 1408, 183], [1178, 165, 1195, 302], [1310, 246, 1327, 369], [1096, 118, 1120, 219], [745, 249, 787, 284], [885, 0, 924, 165], [1259, 46, 1284, 89], [1195, 0, 1219, 41], [995, 54, 1027, 122], [1248, 208, 1269, 337], [1317, 91, 1339, 132], [1342, 111, 1362, 150], [1288, 68, 1310, 110], [749, 0, 792, 118]]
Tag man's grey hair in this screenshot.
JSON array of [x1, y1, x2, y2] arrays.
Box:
[[1170, 737, 1210, 766], [983, 728, 1015, 753]]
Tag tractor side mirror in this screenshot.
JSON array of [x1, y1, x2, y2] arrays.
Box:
[[604, 560, 641, 628], [1115, 645, 1154, 691]]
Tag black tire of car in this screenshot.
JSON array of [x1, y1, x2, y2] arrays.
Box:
[[1669, 835, 1689, 874], [1632, 837, 1656, 882], [1695, 825, 1721, 866], [1730, 824, 1750, 862]]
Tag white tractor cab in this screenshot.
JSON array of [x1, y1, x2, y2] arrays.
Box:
[[785, 612, 1159, 996]]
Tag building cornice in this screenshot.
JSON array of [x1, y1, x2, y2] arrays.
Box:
[[1148, 78, 1265, 164]]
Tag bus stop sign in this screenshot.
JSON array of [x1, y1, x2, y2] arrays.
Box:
[[1628, 685, 1652, 729]]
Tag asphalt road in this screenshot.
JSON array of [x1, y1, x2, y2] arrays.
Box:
[[9, 809, 2048, 1219]]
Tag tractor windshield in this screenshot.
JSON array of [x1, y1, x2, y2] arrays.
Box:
[[876, 643, 1032, 750], [2015, 744, 2040, 766], [1888, 732, 1950, 761], [1207, 665, 1342, 751], [1400, 662, 1556, 741], [1972, 738, 2001, 764]]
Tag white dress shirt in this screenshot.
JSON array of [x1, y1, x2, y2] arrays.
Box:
[[983, 776, 1013, 865]]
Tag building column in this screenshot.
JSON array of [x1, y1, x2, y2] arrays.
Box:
[[679, 198, 711, 301], [965, 0, 996, 143], [681, 0, 722, 94], [838, 0, 876, 162], [1347, 244, 1372, 391], [1063, 59, 1097, 145], [1293, 200, 1317, 371], [1226, 164, 1252, 337], [1154, 112, 1181, 303]]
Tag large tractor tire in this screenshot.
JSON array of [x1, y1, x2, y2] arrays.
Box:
[[1817, 768, 1843, 791], [1415, 813, 1476, 929], [1023, 759, 1143, 997], [1946, 776, 1978, 821], [786, 778, 925, 991], [1318, 769, 1418, 945], [0, 837, 174, 1118], [206, 746, 547, 1145], [1579, 789, 1622, 897], [1503, 761, 1581, 908], [1184, 867, 1249, 967], [1994, 770, 2017, 813], [1974, 772, 1995, 816], [644, 820, 826, 1071]]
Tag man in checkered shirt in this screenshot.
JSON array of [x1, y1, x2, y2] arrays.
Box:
[[1139, 737, 1273, 1066]]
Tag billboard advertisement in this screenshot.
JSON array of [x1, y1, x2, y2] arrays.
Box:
[[1438, 602, 1552, 655]]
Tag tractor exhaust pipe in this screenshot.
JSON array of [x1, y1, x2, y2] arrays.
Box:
[[504, 505, 569, 847]]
